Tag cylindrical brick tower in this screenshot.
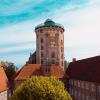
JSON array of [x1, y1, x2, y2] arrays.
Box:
[[35, 19, 64, 67]]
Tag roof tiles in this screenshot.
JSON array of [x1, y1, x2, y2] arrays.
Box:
[[15, 64, 43, 80], [66, 55, 100, 83], [15, 64, 64, 81], [0, 64, 8, 92]]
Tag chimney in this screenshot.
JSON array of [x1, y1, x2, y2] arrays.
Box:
[[72, 58, 76, 62]]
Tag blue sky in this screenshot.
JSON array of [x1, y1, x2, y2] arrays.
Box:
[[0, 0, 100, 67]]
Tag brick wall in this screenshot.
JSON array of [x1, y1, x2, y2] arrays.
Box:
[[68, 79, 100, 100], [35, 27, 64, 67]]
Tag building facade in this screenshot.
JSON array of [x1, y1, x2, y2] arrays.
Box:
[[66, 56, 100, 100], [35, 19, 64, 68], [69, 79, 100, 100]]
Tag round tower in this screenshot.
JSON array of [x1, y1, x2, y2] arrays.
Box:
[[35, 19, 64, 67]]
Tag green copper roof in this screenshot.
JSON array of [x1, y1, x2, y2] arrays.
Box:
[[35, 19, 64, 30]]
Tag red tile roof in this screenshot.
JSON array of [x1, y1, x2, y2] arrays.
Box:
[[15, 64, 65, 81], [15, 64, 43, 80], [0, 64, 8, 92], [50, 65, 64, 78], [66, 55, 100, 83]]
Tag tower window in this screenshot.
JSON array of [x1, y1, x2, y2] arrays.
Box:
[[45, 33, 48, 37], [40, 29, 43, 33], [37, 34, 38, 38], [62, 61, 63, 66], [41, 59, 44, 64], [45, 67, 50, 72], [61, 40, 63, 45], [56, 33, 59, 36], [61, 47, 63, 52], [60, 30, 63, 34], [41, 45, 44, 50], [41, 53, 43, 57], [52, 60, 55, 64], [51, 52, 55, 58], [56, 61, 59, 66], [41, 38, 43, 43], [61, 54, 63, 59]]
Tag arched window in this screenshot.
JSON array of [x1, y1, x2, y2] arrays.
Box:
[[41, 45, 44, 50], [45, 33, 48, 37], [61, 54, 63, 59], [41, 59, 44, 64], [51, 52, 55, 58], [40, 29, 43, 33], [41, 53, 43, 57], [41, 38, 43, 43], [60, 30, 63, 34], [61, 40, 63, 45], [52, 60, 55, 64], [37, 34, 38, 38], [62, 61, 63, 66], [61, 47, 63, 52]]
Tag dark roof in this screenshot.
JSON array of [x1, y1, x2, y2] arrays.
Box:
[[66, 55, 100, 83], [35, 19, 64, 30], [27, 51, 36, 64]]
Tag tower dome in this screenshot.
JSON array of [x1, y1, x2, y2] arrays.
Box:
[[35, 19, 64, 31], [44, 19, 55, 26]]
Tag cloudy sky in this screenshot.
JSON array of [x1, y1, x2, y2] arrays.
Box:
[[0, 0, 100, 67]]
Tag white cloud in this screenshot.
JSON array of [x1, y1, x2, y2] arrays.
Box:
[[0, 0, 46, 15], [1, 0, 100, 65], [50, 1, 100, 61], [0, 43, 35, 54], [0, 20, 38, 45], [53, 1, 100, 47]]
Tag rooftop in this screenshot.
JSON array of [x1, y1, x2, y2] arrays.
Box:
[[15, 64, 43, 81], [15, 64, 65, 81], [66, 55, 100, 83], [35, 19, 64, 30], [0, 64, 8, 92]]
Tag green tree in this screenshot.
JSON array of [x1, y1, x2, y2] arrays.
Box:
[[11, 76, 72, 100], [5, 64, 16, 80], [1, 61, 18, 80]]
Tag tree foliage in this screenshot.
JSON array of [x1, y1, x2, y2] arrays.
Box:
[[1, 61, 17, 80], [5, 64, 16, 80], [11, 76, 72, 100]]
